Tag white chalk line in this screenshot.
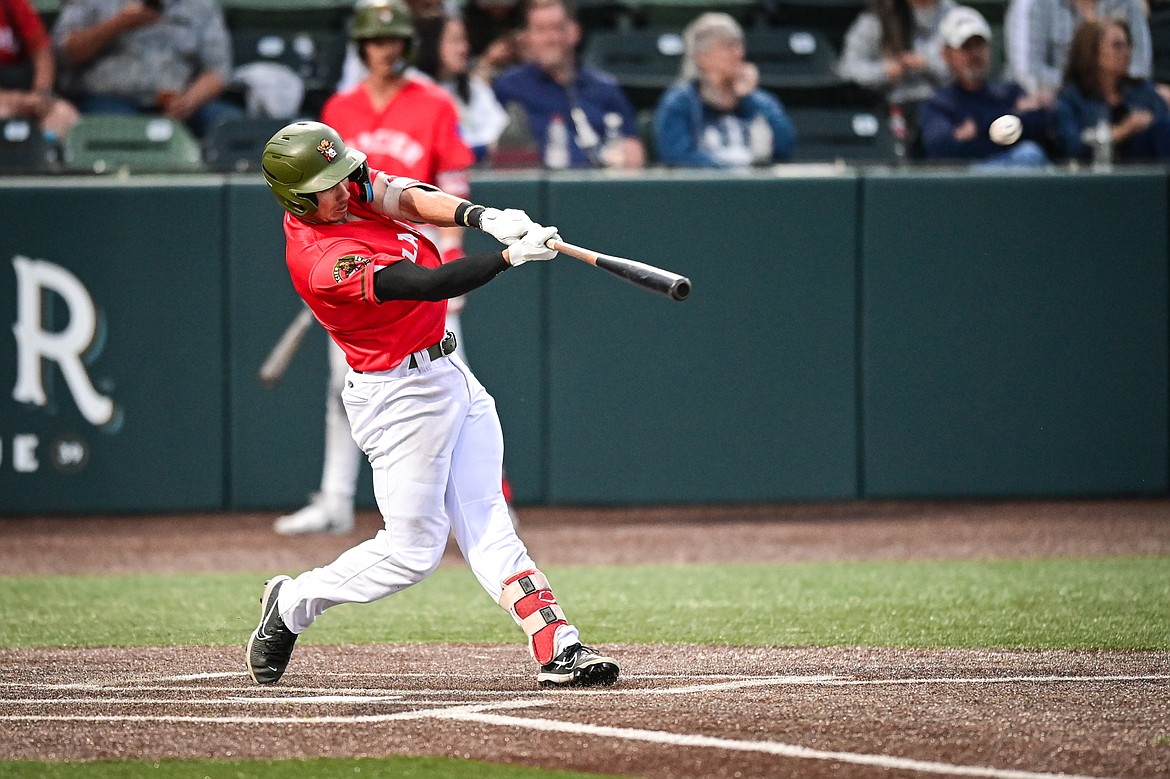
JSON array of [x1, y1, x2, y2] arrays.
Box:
[[0, 672, 1151, 779], [0, 677, 838, 709], [0, 695, 406, 705], [0, 699, 546, 725], [816, 674, 1170, 687], [437, 709, 1109, 779]]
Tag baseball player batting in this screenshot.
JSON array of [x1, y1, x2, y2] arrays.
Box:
[[247, 120, 620, 688]]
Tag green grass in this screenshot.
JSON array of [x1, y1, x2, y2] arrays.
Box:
[[0, 757, 626, 778], [1, 557, 1167, 650], [2, 557, 1166, 778]]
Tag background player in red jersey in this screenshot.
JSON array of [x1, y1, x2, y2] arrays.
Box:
[[249, 120, 620, 688], [276, 0, 510, 534]]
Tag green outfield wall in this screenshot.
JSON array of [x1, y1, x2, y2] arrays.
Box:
[[1, 168, 1166, 513]]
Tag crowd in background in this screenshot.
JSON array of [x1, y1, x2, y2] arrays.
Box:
[[1, 0, 1169, 170]]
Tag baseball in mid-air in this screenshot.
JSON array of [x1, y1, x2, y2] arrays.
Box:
[[989, 114, 1023, 146]]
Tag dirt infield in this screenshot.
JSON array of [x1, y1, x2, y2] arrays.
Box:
[[1, 499, 1169, 777]]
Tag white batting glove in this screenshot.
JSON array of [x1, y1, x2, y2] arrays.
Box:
[[505, 225, 560, 267], [479, 207, 536, 246]]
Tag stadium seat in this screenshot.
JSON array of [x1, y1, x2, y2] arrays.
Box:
[[0, 118, 57, 173], [202, 117, 290, 172], [221, 0, 350, 32], [636, 108, 656, 163], [764, 0, 867, 50], [232, 28, 348, 96], [635, 0, 754, 29], [581, 28, 686, 111], [1151, 9, 1170, 84], [786, 106, 897, 163], [60, 115, 205, 173], [746, 26, 853, 107]]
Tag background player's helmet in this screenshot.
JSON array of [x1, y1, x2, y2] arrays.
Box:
[[351, 0, 416, 67], [262, 121, 369, 217]]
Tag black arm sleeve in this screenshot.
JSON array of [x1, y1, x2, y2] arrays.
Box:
[[373, 251, 510, 302]]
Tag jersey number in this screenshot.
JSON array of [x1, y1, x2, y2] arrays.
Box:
[[398, 232, 419, 263]]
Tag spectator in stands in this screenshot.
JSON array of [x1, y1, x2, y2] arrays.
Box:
[[493, 0, 644, 169], [52, 0, 242, 138], [837, 0, 955, 151], [415, 14, 510, 164], [653, 12, 796, 168], [919, 6, 1050, 166], [0, 0, 79, 140], [1004, 0, 1152, 100], [462, 0, 523, 82], [1052, 18, 1170, 162]]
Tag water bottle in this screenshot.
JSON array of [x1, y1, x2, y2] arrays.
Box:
[[748, 114, 773, 166], [544, 114, 571, 170], [1091, 116, 1113, 172], [600, 112, 625, 168], [888, 103, 908, 166]]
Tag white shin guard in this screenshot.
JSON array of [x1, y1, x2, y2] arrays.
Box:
[[499, 569, 567, 665]]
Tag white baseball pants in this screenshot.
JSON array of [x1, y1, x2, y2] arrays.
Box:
[[315, 309, 464, 506], [277, 347, 580, 655]]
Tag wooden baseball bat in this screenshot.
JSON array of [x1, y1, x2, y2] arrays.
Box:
[[547, 239, 691, 302], [258, 306, 315, 387]]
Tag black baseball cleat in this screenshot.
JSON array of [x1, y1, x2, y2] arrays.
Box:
[[536, 643, 620, 687], [246, 575, 298, 685]]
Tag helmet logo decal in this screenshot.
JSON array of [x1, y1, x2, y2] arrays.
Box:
[[333, 254, 371, 282], [317, 139, 339, 163], [378, 8, 393, 22]]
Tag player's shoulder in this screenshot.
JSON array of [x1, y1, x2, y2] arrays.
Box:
[[494, 62, 540, 92], [404, 75, 458, 105], [578, 65, 621, 90], [322, 84, 365, 113]]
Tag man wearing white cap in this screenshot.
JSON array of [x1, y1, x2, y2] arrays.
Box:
[[918, 6, 1051, 166]]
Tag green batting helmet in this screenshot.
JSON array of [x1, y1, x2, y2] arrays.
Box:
[[261, 121, 369, 217], [351, 0, 415, 42]]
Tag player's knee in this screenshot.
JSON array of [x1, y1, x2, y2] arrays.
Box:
[[395, 544, 446, 581]]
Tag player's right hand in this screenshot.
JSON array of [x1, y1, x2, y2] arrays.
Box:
[[504, 225, 560, 267], [480, 208, 536, 246]]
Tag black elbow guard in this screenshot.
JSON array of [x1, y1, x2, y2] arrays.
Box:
[[349, 160, 373, 202]]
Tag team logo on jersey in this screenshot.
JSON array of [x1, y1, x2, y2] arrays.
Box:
[[333, 254, 370, 282], [317, 139, 338, 163]]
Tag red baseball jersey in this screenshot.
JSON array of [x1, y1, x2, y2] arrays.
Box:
[[283, 169, 445, 373], [321, 76, 474, 197], [0, 0, 49, 66]]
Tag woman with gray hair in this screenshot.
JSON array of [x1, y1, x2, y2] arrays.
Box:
[[653, 12, 796, 167]]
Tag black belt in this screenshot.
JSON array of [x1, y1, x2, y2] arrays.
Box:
[[408, 330, 457, 369], [353, 331, 457, 374]]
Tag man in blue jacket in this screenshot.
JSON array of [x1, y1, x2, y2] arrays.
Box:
[[493, 0, 644, 169], [919, 6, 1050, 166]]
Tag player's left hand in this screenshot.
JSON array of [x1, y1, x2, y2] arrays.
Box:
[[504, 225, 560, 267], [480, 208, 536, 246]]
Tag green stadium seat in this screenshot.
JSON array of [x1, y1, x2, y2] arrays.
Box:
[[764, 0, 867, 50], [1152, 9, 1170, 84], [747, 26, 853, 107], [61, 115, 205, 173], [787, 106, 898, 163], [580, 28, 686, 111], [0, 118, 58, 173], [202, 116, 290, 172], [231, 28, 348, 96]]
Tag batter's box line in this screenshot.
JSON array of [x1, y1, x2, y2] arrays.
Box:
[[811, 674, 1170, 687], [434, 709, 1113, 779]]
